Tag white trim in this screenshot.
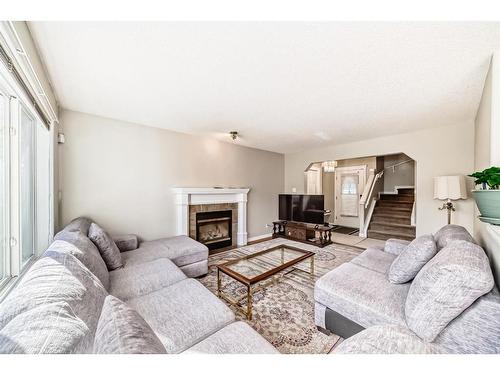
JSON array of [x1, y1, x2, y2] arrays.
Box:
[[411, 202, 416, 226], [379, 185, 415, 196], [248, 233, 273, 242], [360, 199, 377, 238], [172, 187, 250, 246], [0, 22, 58, 124]]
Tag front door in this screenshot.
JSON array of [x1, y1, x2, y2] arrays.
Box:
[[334, 166, 366, 228]]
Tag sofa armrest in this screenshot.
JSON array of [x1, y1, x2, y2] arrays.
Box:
[[384, 238, 411, 256], [112, 234, 139, 252]]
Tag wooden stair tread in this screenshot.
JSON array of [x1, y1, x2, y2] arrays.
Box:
[[367, 187, 415, 242], [372, 213, 410, 219], [374, 208, 412, 213], [378, 198, 415, 204], [369, 221, 415, 229]]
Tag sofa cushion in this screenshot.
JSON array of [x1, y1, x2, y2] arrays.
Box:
[[183, 322, 278, 354], [179, 259, 208, 278], [333, 325, 444, 354], [434, 224, 475, 250], [112, 234, 139, 252], [0, 302, 88, 354], [388, 234, 437, 284], [54, 217, 92, 237], [314, 262, 410, 328], [384, 238, 411, 256], [88, 223, 123, 270], [127, 278, 235, 353], [109, 258, 187, 301], [405, 240, 494, 342], [0, 252, 107, 353], [46, 232, 110, 290], [122, 235, 208, 268], [94, 296, 166, 354], [433, 291, 500, 354], [350, 247, 396, 274]]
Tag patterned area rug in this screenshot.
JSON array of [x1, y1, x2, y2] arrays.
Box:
[[198, 238, 362, 354]]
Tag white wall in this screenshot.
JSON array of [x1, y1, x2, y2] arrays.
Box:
[[474, 53, 500, 284], [285, 122, 476, 236], [383, 153, 415, 192], [59, 110, 284, 241]]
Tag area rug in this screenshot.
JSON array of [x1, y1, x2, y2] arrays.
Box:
[[330, 225, 359, 235], [198, 238, 362, 354]]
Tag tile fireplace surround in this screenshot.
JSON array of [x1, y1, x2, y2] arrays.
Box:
[[172, 187, 250, 246]]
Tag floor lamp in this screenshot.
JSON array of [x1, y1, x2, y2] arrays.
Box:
[[433, 175, 467, 225]]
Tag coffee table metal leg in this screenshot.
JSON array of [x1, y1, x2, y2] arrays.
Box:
[[247, 285, 253, 321], [310, 256, 315, 279]]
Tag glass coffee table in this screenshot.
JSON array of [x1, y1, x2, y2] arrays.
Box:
[[216, 245, 315, 320]]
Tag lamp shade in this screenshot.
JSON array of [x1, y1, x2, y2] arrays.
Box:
[[433, 175, 467, 200]]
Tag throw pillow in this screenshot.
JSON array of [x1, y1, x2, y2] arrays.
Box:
[[405, 240, 494, 342], [94, 295, 166, 354], [88, 223, 123, 270], [388, 234, 437, 284], [434, 224, 475, 250]]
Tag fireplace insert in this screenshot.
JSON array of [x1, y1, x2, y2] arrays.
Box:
[[196, 210, 232, 250]]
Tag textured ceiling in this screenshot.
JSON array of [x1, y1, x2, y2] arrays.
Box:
[[29, 22, 500, 153]]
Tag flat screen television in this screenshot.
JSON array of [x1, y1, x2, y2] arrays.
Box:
[[279, 194, 325, 225]]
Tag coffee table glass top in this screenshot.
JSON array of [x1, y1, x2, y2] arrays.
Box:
[[218, 245, 314, 284]]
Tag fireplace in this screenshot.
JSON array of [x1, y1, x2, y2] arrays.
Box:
[[196, 210, 232, 250]]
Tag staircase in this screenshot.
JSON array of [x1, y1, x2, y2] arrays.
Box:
[[367, 188, 416, 241]]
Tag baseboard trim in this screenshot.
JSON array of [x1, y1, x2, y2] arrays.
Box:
[[248, 233, 273, 243]]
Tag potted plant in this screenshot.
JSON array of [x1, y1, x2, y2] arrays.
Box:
[[469, 166, 500, 224]]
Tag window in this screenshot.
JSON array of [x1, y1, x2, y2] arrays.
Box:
[[19, 105, 36, 265], [0, 92, 6, 284], [0, 65, 52, 291]]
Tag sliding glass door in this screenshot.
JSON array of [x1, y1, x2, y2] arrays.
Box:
[[0, 69, 52, 291], [0, 92, 6, 283], [19, 106, 35, 265]]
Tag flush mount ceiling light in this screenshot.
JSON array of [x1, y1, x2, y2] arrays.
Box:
[[229, 131, 238, 140]]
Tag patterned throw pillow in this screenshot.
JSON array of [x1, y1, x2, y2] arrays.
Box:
[[88, 223, 123, 270], [405, 240, 494, 342], [388, 234, 437, 284]]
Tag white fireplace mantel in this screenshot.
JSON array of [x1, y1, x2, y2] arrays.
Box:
[[172, 187, 250, 246]]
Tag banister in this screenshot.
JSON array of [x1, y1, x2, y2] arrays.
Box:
[[364, 171, 384, 209], [384, 159, 413, 173], [359, 169, 384, 237], [359, 173, 375, 205]]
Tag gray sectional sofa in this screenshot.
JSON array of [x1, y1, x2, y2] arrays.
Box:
[[314, 224, 500, 354], [0, 217, 278, 354]]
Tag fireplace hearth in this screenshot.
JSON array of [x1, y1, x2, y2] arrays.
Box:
[[196, 210, 232, 250]]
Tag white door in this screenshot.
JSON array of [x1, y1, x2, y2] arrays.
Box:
[[334, 166, 366, 228]]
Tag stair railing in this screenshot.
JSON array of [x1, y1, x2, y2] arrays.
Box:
[[383, 158, 413, 173], [359, 170, 384, 237]]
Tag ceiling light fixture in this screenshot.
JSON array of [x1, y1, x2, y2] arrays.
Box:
[[322, 160, 337, 173], [229, 131, 238, 141]]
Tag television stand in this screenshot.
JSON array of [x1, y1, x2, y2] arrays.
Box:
[[272, 220, 332, 248]]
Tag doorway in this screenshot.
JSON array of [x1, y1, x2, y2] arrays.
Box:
[[334, 165, 367, 227]]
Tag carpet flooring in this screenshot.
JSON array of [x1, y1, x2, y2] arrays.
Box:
[[198, 238, 362, 354]]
